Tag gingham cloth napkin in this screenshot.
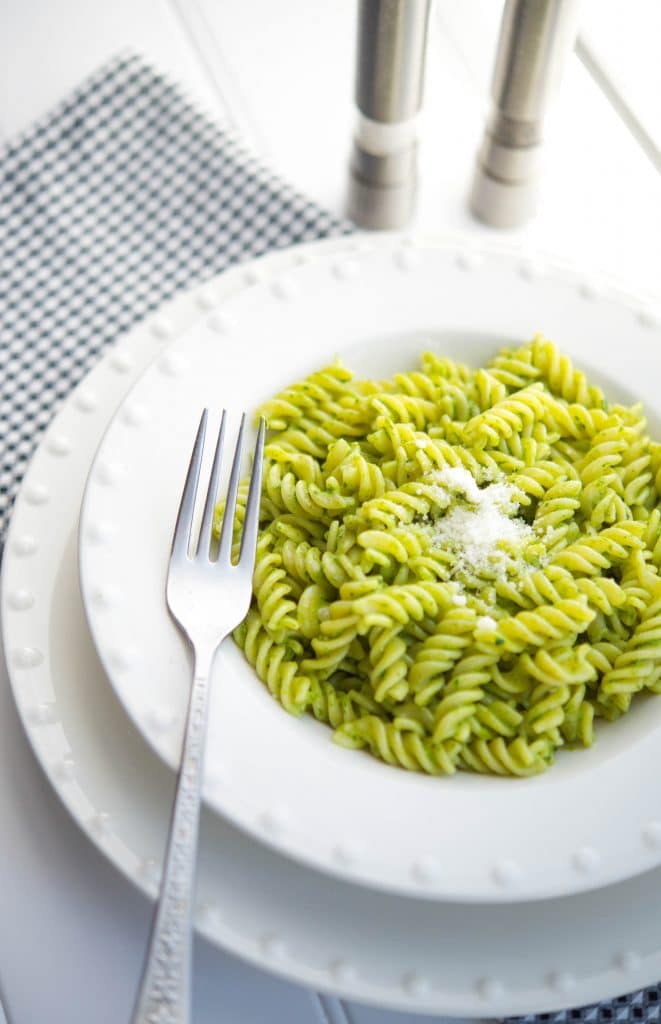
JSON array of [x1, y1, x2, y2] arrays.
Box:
[[0, 51, 657, 1024], [0, 53, 347, 542]]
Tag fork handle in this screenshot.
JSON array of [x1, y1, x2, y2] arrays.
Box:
[[132, 649, 214, 1024]]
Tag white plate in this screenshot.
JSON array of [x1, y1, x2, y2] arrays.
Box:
[[5, 241, 661, 1017], [78, 235, 661, 905]]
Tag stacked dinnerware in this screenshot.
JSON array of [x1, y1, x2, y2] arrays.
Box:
[[4, 234, 661, 1019]]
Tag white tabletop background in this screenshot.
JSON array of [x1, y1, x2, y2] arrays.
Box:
[[1, 1, 660, 1022]]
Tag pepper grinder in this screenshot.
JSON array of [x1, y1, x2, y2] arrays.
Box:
[[470, 0, 581, 228], [346, 0, 431, 230]]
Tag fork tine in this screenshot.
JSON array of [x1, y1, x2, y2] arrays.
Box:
[[197, 410, 226, 558], [171, 409, 208, 560], [239, 417, 265, 565], [217, 413, 247, 565]]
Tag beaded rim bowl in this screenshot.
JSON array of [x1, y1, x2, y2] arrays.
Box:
[[78, 235, 661, 904]]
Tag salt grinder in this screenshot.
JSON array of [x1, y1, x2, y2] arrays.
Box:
[[346, 0, 431, 230], [470, 0, 581, 228]]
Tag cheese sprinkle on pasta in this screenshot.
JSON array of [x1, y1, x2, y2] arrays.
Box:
[[425, 467, 534, 582]]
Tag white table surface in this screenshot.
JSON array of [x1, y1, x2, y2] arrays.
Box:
[[2, 2, 660, 1022]]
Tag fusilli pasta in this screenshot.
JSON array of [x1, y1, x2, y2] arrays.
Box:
[[218, 335, 661, 777]]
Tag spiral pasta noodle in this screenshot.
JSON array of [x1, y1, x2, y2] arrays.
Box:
[[219, 334, 661, 777]]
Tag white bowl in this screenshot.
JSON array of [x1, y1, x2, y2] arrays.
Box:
[[78, 235, 661, 904]]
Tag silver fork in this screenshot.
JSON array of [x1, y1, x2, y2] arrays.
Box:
[[132, 408, 265, 1024]]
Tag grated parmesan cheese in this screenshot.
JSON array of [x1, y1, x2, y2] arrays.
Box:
[[424, 467, 533, 582]]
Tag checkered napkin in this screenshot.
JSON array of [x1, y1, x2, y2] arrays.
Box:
[[0, 52, 348, 542], [513, 992, 660, 1024], [0, 50, 657, 1024]]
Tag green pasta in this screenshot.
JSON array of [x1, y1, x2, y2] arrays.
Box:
[[219, 334, 661, 777]]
